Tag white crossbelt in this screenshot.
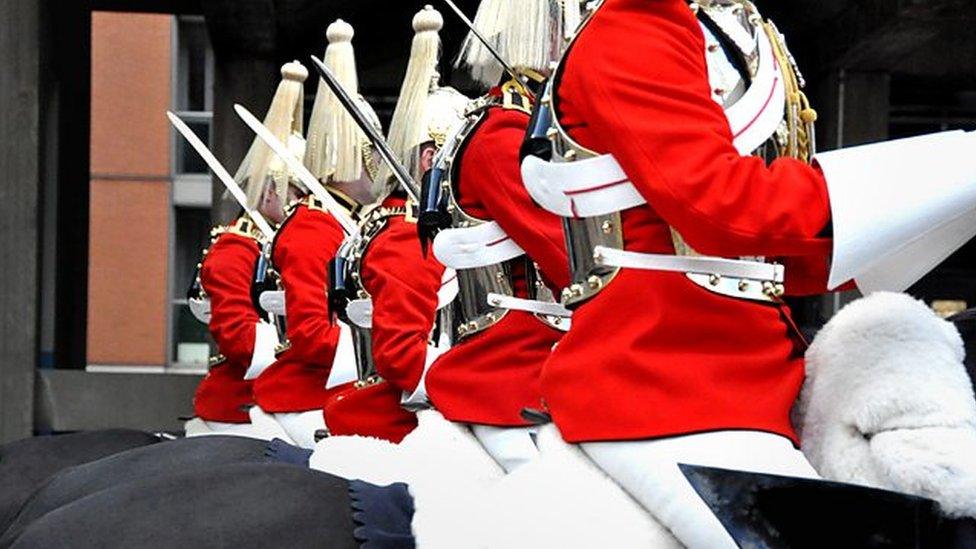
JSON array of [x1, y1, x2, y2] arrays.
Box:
[[487, 293, 573, 319], [593, 246, 783, 282], [521, 21, 784, 222]]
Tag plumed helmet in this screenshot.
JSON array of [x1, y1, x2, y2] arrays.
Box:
[[233, 60, 307, 211]]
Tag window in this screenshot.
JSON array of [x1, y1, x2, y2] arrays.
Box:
[[173, 16, 213, 179], [169, 16, 215, 369]]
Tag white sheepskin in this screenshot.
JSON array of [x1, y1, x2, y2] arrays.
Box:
[[309, 434, 406, 485], [799, 291, 976, 518], [305, 410, 506, 548], [475, 425, 682, 549], [401, 411, 506, 549], [305, 413, 680, 547]]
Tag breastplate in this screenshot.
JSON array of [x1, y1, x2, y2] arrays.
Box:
[[439, 106, 514, 340], [425, 93, 567, 341]]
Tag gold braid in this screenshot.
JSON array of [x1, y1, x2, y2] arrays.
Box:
[[761, 20, 818, 163]]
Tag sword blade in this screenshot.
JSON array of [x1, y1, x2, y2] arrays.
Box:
[[308, 55, 421, 203], [166, 111, 276, 239], [441, 0, 530, 97], [233, 104, 359, 235]]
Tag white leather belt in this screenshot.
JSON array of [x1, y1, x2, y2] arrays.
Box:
[[433, 221, 525, 269], [593, 246, 783, 282], [487, 293, 573, 319]]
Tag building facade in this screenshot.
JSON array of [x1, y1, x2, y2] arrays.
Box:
[[87, 12, 213, 373]]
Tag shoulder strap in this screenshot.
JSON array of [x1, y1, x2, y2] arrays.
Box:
[[501, 79, 532, 115]]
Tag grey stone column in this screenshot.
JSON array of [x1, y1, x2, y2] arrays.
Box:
[[0, 0, 41, 442]]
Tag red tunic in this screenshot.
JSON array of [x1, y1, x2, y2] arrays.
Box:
[[425, 101, 570, 426], [253, 197, 346, 412], [323, 196, 442, 442], [192, 223, 259, 423], [363, 196, 446, 392], [542, 0, 834, 443]]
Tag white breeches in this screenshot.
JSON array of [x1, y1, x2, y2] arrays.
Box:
[[469, 424, 541, 473], [273, 409, 327, 449], [582, 430, 819, 549]]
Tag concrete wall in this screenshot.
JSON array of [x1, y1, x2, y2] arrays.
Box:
[[87, 12, 173, 366]]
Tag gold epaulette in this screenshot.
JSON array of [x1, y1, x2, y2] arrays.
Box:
[[500, 78, 533, 115], [210, 216, 265, 243], [358, 202, 409, 228], [285, 191, 362, 220], [404, 199, 418, 224]]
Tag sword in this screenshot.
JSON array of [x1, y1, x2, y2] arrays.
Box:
[[166, 111, 276, 240], [233, 104, 359, 235], [308, 55, 421, 203], [441, 0, 531, 97]]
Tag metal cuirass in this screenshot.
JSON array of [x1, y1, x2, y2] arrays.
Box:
[[532, 0, 816, 307]]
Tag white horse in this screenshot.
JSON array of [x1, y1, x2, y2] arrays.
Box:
[[299, 291, 976, 547]]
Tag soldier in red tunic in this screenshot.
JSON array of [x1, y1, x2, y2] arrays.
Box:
[[322, 6, 468, 444], [415, 0, 577, 472], [519, 0, 976, 545], [183, 62, 307, 439], [251, 20, 382, 449], [184, 218, 268, 437]]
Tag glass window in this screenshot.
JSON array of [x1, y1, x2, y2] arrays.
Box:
[[170, 17, 216, 369], [174, 16, 213, 177]]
